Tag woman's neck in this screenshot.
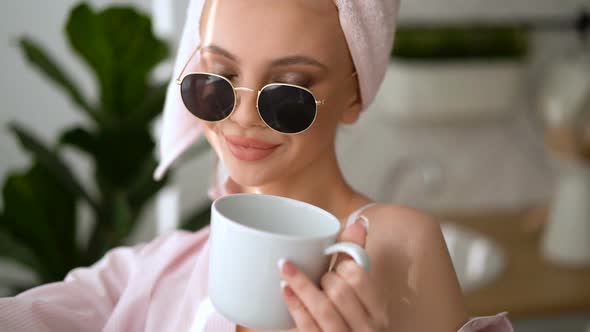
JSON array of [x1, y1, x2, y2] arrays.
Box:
[[238, 150, 370, 221]]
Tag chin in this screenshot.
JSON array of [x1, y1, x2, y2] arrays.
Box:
[[224, 163, 279, 188], [220, 151, 280, 188]]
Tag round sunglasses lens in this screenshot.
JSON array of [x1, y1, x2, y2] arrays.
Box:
[[258, 85, 316, 134], [180, 74, 235, 121]]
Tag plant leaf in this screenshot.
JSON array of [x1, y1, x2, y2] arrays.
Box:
[[17, 37, 99, 122], [66, 4, 168, 117], [93, 127, 155, 190], [58, 126, 98, 156], [127, 157, 167, 211], [1, 163, 79, 282], [9, 123, 99, 212], [180, 202, 212, 232], [130, 82, 168, 125], [0, 225, 44, 277], [392, 26, 529, 60], [112, 192, 132, 240], [65, 4, 114, 115]]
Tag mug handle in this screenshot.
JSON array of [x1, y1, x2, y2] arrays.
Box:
[[324, 242, 370, 272]]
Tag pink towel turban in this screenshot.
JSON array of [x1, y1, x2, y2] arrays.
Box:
[[154, 0, 400, 181]]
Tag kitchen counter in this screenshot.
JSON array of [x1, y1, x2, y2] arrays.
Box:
[[441, 207, 590, 319]]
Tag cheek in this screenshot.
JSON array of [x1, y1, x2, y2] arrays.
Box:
[[201, 122, 222, 153], [201, 122, 216, 138], [291, 116, 337, 158], [312, 104, 340, 138]]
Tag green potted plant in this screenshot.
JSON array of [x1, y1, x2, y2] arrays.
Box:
[[0, 3, 210, 295]]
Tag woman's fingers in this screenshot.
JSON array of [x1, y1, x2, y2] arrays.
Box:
[[279, 258, 350, 332], [280, 282, 321, 332], [320, 271, 372, 331], [333, 217, 368, 268], [277, 219, 377, 331], [335, 259, 389, 327]]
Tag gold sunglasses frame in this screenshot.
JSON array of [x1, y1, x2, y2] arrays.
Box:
[[176, 46, 356, 135]]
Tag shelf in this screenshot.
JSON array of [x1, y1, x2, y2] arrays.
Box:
[[398, 0, 581, 24]]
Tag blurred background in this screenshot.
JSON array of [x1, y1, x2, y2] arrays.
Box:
[[1, 0, 590, 331]]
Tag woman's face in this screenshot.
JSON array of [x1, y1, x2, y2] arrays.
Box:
[[196, 0, 361, 187]]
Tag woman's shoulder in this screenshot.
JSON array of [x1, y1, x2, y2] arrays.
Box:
[[360, 203, 454, 287], [367, 203, 438, 225], [362, 204, 472, 330], [364, 203, 443, 255]]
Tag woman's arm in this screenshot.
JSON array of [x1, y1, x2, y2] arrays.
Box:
[[368, 206, 468, 332], [373, 205, 514, 332], [0, 244, 141, 332]]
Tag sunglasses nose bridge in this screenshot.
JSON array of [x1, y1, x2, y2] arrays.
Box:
[[233, 86, 259, 108], [234, 86, 256, 93]]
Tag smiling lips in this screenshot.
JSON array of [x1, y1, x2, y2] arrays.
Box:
[[225, 135, 281, 161]]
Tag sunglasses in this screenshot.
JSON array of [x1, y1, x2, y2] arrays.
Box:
[[176, 46, 356, 135]]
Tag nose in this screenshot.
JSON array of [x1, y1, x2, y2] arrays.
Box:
[[230, 86, 264, 129]]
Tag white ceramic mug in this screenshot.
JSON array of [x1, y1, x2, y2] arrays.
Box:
[[208, 193, 370, 330]]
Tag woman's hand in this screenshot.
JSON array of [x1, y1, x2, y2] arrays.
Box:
[[278, 218, 390, 332]]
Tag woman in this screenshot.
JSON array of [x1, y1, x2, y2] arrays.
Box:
[[0, 0, 513, 331]]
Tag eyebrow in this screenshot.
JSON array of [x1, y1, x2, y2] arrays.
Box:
[[271, 56, 328, 72], [201, 44, 237, 61], [201, 44, 328, 72]]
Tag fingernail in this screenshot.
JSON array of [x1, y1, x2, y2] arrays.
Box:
[[277, 258, 296, 276], [359, 215, 369, 231], [280, 280, 287, 289], [277, 258, 286, 271], [347, 215, 369, 231]]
